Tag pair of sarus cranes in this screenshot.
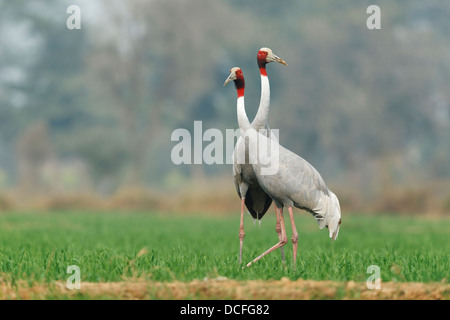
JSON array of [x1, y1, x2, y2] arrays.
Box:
[[223, 48, 341, 268]]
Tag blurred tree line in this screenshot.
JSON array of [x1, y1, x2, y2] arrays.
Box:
[[0, 0, 449, 208]]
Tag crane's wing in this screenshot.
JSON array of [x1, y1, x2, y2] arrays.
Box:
[[253, 139, 330, 219], [245, 129, 341, 236], [281, 150, 338, 228]]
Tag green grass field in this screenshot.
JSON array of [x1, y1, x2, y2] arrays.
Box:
[[0, 210, 448, 290]]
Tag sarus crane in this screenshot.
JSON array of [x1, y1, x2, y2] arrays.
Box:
[[224, 67, 341, 268], [231, 48, 287, 264]]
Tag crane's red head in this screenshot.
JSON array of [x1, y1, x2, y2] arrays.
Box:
[[223, 67, 245, 98], [257, 47, 287, 76]]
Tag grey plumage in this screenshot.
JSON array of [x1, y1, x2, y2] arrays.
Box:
[[252, 137, 341, 234], [232, 47, 286, 221], [224, 66, 341, 267], [228, 49, 287, 265]]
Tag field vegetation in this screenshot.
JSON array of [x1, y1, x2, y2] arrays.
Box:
[[0, 210, 448, 299]]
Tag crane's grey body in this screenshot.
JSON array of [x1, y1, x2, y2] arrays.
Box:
[[228, 67, 341, 267], [251, 136, 340, 230], [240, 119, 341, 268]]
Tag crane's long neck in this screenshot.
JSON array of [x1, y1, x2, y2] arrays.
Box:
[[235, 80, 252, 134], [237, 96, 252, 135], [252, 71, 270, 130]]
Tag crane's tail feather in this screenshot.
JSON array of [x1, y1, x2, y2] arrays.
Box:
[[245, 192, 272, 220], [312, 192, 341, 240]]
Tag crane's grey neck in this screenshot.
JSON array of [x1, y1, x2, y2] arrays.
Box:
[[237, 96, 252, 135], [252, 75, 270, 130]]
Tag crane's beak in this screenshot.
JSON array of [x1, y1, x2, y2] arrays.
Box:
[[223, 72, 235, 87], [268, 52, 287, 66]]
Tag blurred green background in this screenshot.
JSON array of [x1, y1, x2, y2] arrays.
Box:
[[0, 0, 449, 214]]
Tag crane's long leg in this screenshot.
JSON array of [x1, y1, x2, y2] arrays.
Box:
[[275, 207, 285, 263], [288, 206, 298, 267], [246, 207, 287, 267], [239, 197, 245, 264]]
